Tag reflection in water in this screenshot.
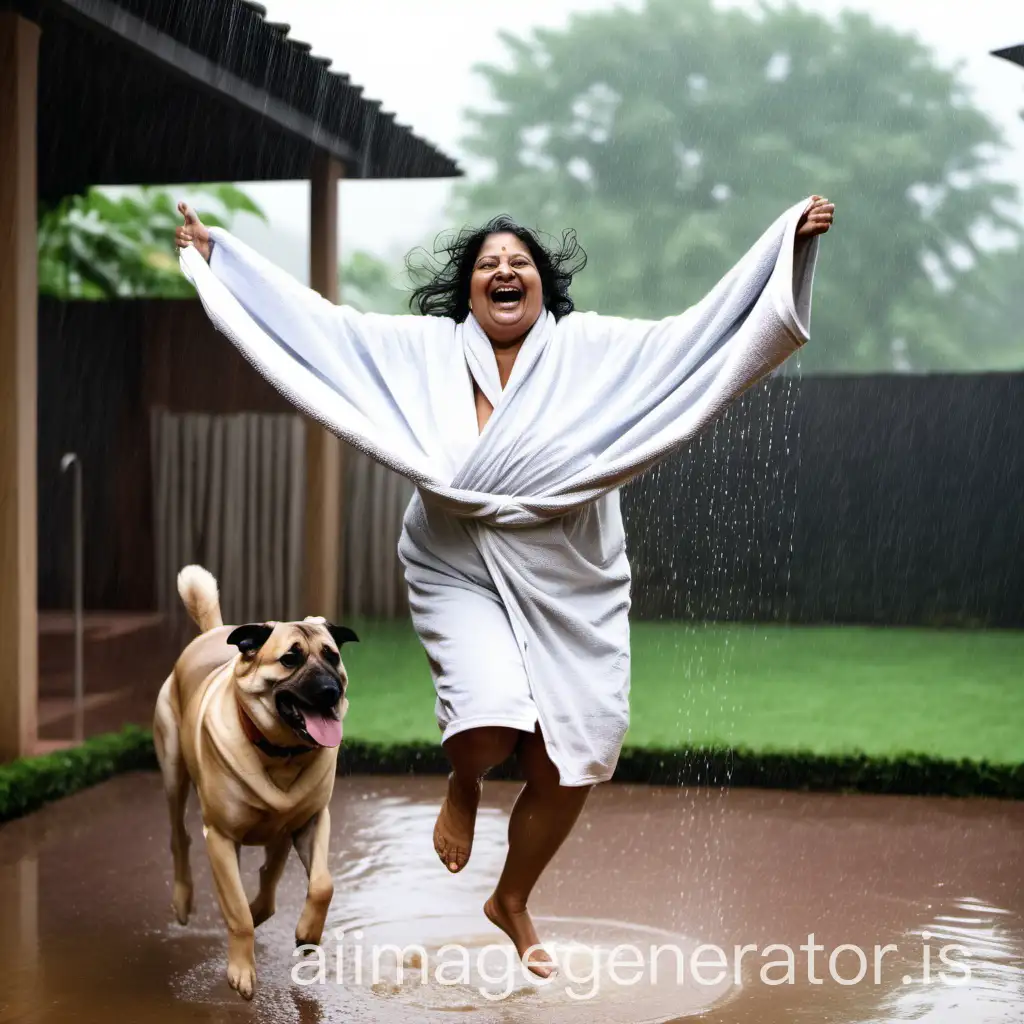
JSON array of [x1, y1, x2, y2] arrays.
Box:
[[879, 896, 1024, 1022], [0, 856, 39, 1021], [0, 774, 1022, 1023], [319, 795, 734, 1018], [321, 913, 732, 1019]]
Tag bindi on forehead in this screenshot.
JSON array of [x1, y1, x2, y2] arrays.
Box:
[[478, 232, 531, 260]]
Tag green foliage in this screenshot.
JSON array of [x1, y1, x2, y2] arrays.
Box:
[[339, 249, 415, 315], [38, 184, 266, 300], [337, 740, 1024, 799], [916, 241, 1024, 371], [0, 725, 156, 824], [453, 0, 1023, 372], [610, 746, 1024, 797], [0, 724, 1016, 826]]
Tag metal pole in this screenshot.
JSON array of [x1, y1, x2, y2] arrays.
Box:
[[60, 453, 83, 742]]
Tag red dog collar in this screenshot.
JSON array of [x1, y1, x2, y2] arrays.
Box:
[[236, 698, 313, 758]]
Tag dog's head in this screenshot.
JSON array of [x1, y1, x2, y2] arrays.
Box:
[[226, 617, 359, 751]]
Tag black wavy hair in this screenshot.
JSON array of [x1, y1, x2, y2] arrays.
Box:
[[407, 215, 588, 322]]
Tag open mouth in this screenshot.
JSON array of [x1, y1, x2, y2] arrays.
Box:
[[490, 285, 523, 308], [275, 690, 342, 748]]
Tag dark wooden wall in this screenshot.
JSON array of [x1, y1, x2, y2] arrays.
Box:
[[38, 298, 290, 610], [622, 373, 1024, 627]]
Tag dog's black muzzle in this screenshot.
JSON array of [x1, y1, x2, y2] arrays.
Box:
[[294, 670, 342, 712]]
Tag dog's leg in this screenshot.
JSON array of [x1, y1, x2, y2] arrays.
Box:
[[153, 675, 193, 925], [249, 834, 292, 928], [292, 809, 334, 949], [205, 825, 257, 1000]]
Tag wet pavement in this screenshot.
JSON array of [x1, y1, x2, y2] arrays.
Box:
[[1, 772, 1022, 1023]]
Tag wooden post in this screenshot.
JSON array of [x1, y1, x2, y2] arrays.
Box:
[[303, 153, 344, 621], [0, 13, 40, 762]]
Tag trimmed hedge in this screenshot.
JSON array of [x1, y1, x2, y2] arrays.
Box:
[[0, 726, 157, 824], [337, 740, 1024, 800], [2, 727, 1020, 825]]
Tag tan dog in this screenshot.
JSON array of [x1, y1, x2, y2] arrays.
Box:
[[153, 565, 358, 1000]]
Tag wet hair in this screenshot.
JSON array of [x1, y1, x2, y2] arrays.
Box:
[[407, 215, 587, 322]]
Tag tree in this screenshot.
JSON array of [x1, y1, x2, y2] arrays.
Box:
[[339, 250, 414, 315], [453, 0, 1022, 372], [38, 184, 265, 299]]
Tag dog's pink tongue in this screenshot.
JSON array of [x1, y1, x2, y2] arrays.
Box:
[[303, 712, 342, 748]]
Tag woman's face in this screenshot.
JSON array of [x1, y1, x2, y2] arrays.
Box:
[[469, 232, 544, 345]]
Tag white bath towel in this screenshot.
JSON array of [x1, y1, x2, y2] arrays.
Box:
[[179, 199, 819, 785]]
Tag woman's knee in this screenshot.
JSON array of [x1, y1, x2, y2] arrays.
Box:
[[516, 726, 590, 797], [444, 725, 519, 778]]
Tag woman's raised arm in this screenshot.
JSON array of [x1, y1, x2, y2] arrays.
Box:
[[519, 197, 829, 510], [174, 203, 458, 485], [175, 202, 427, 362], [575, 196, 830, 393]]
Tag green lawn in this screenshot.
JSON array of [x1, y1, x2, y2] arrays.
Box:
[[339, 620, 1024, 766]]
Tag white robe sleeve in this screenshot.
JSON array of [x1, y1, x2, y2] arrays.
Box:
[[515, 199, 821, 513], [577, 206, 815, 392], [179, 229, 457, 484]]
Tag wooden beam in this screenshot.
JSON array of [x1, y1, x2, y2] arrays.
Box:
[[0, 13, 39, 762], [303, 153, 344, 621]]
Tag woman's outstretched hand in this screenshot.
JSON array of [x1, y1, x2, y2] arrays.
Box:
[[175, 201, 212, 263], [796, 196, 835, 238]]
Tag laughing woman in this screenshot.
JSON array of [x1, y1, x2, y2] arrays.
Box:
[[175, 195, 834, 977]]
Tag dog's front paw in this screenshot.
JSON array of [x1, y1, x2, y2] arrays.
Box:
[[172, 881, 193, 925], [227, 958, 257, 1000]]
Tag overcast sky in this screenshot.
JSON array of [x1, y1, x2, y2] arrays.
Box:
[[219, 0, 1024, 281]]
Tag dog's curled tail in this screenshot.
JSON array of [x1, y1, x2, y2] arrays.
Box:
[[177, 565, 223, 632]]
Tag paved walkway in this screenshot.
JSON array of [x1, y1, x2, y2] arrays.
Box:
[[2, 773, 1022, 1023]]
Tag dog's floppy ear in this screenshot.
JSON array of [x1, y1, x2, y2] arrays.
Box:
[[327, 623, 359, 646], [227, 623, 274, 655]]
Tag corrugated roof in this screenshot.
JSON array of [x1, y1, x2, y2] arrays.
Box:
[[28, 0, 460, 199], [993, 44, 1024, 69]]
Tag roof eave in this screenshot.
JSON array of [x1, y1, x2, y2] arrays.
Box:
[[42, 0, 460, 180], [47, 0, 363, 166], [992, 44, 1024, 69]]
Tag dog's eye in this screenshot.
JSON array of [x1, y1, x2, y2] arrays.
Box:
[[323, 647, 340, 666], [279, 651, 302, 670]]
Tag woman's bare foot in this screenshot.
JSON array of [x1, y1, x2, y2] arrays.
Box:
[[433, 773, 482, 873], [484, 893, 556, 979]]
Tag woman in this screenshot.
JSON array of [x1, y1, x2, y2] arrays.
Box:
[[175, 195, 834, 977]]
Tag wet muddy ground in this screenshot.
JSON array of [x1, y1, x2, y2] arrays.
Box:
[[1, 773, 1021, 1023]]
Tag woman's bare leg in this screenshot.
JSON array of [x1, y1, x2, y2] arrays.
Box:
[[484, 726, 591, 978], [434, 726, 519, 872]]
